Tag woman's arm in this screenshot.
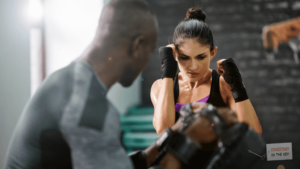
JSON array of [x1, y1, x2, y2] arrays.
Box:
[[151, 45, 178, 135], [217, 58, 262, 134], [151, 79, 176, 134], [235, 100, 262, 134], [220, 78, 262, 134]]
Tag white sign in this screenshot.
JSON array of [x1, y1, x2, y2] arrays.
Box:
[[266, 143, 293, 161]]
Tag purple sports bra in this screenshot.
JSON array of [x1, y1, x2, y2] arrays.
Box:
[[175, 95, 210, 112]]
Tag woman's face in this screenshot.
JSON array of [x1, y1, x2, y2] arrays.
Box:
[[175, 39, 217, 82]]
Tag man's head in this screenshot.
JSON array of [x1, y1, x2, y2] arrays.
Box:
[[94, 0, 158, 87]]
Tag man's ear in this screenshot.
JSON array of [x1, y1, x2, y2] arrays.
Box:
[[132, 35, 145, 58], [210, 46, 218, 61]]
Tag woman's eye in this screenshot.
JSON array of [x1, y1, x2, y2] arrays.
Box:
[[197, 56, 205, 60], [180, 56, 189, 60]]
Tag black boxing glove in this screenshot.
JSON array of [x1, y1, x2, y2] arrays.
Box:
[[128, 151, 147, 169], [166, 132, 201, 164], [159, 46, 178, 79], [222, 58, 248, 102], [155, 127, 174, 151], [148, 166, 166, 169]]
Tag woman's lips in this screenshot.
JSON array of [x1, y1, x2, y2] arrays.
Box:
[[188, 72, 199, 77]]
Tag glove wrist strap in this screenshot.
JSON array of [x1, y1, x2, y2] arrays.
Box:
[[232, 87, 248, 103], [155, 128, 174, 151], [166, 132, 201, 164]]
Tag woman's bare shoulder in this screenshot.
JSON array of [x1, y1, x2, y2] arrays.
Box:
[[151, 79, 162, 93], [150, 79, 163, 105]]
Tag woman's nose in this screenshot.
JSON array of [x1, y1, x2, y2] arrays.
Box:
[[189, 60, 198, 70]]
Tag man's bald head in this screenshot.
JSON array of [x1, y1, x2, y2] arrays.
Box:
[[95, 0, 158, 48], [84, 0, 158, 88]]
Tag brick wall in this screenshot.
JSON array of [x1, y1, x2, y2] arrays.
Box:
[[142, 0, 300, 167]]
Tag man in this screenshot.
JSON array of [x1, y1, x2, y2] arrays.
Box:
[[5, 0, 158, 168]]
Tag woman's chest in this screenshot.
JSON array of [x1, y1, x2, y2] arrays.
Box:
[[177, 81, 211, 104]]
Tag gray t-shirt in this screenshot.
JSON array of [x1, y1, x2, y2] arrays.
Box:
[[5, 60, 133, 169]]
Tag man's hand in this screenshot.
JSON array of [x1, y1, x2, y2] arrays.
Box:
[[184, 103, 239, 145], [157, 103, 240, 169], [171, 103, 239, 145]]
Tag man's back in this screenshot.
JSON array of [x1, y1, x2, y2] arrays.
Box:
[[5, 61, 133, 169]]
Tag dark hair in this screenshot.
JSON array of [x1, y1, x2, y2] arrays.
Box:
[[172, 7, 215, 51]]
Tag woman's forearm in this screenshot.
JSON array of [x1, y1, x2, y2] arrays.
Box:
[[153, 78, 176, 134], [235, 99, 262, 134]]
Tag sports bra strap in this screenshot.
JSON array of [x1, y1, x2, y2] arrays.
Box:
[[174, 72, 180, 104]]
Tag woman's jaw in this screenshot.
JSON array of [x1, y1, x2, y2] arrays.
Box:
[[179, 68, 212, 84]]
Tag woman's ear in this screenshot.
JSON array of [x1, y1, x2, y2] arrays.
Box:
[[210, 46, 218, 61], [131, 35, 145, 58]]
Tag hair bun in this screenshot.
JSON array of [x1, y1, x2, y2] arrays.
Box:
[[185, 7, 206, 22]]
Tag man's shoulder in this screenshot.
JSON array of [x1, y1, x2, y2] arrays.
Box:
[[38, 61, 96, 97], [41, 62, 74, 91], [59, 61, 110, 132]]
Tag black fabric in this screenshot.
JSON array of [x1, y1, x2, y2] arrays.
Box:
[[128, 151, 148, 169], [79, 75, 108, 131], [174, 70, 228, 122], [166, 132, 201, 164], [159, 47, 178, 79], [205, 123, 266, 169], [221, 58, 248, 102], [149, 150, 167, 167], [206, 70, 228, 108], [149, 166, 166, 169], [181, 147, 216, 169], [174, 72, 180, 122], [155, 127, 174, 151], [40, 129, 73, 169]]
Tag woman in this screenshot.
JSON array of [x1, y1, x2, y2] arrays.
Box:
[[151, 7, 262, 135]]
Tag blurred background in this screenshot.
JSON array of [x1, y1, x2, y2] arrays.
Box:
[[0, 0, 300, 168]]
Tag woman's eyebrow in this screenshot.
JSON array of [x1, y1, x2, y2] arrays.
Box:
[[178, 52, 207, 57], [178, 53, 190, 57], [196, 52, 207, 57]]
